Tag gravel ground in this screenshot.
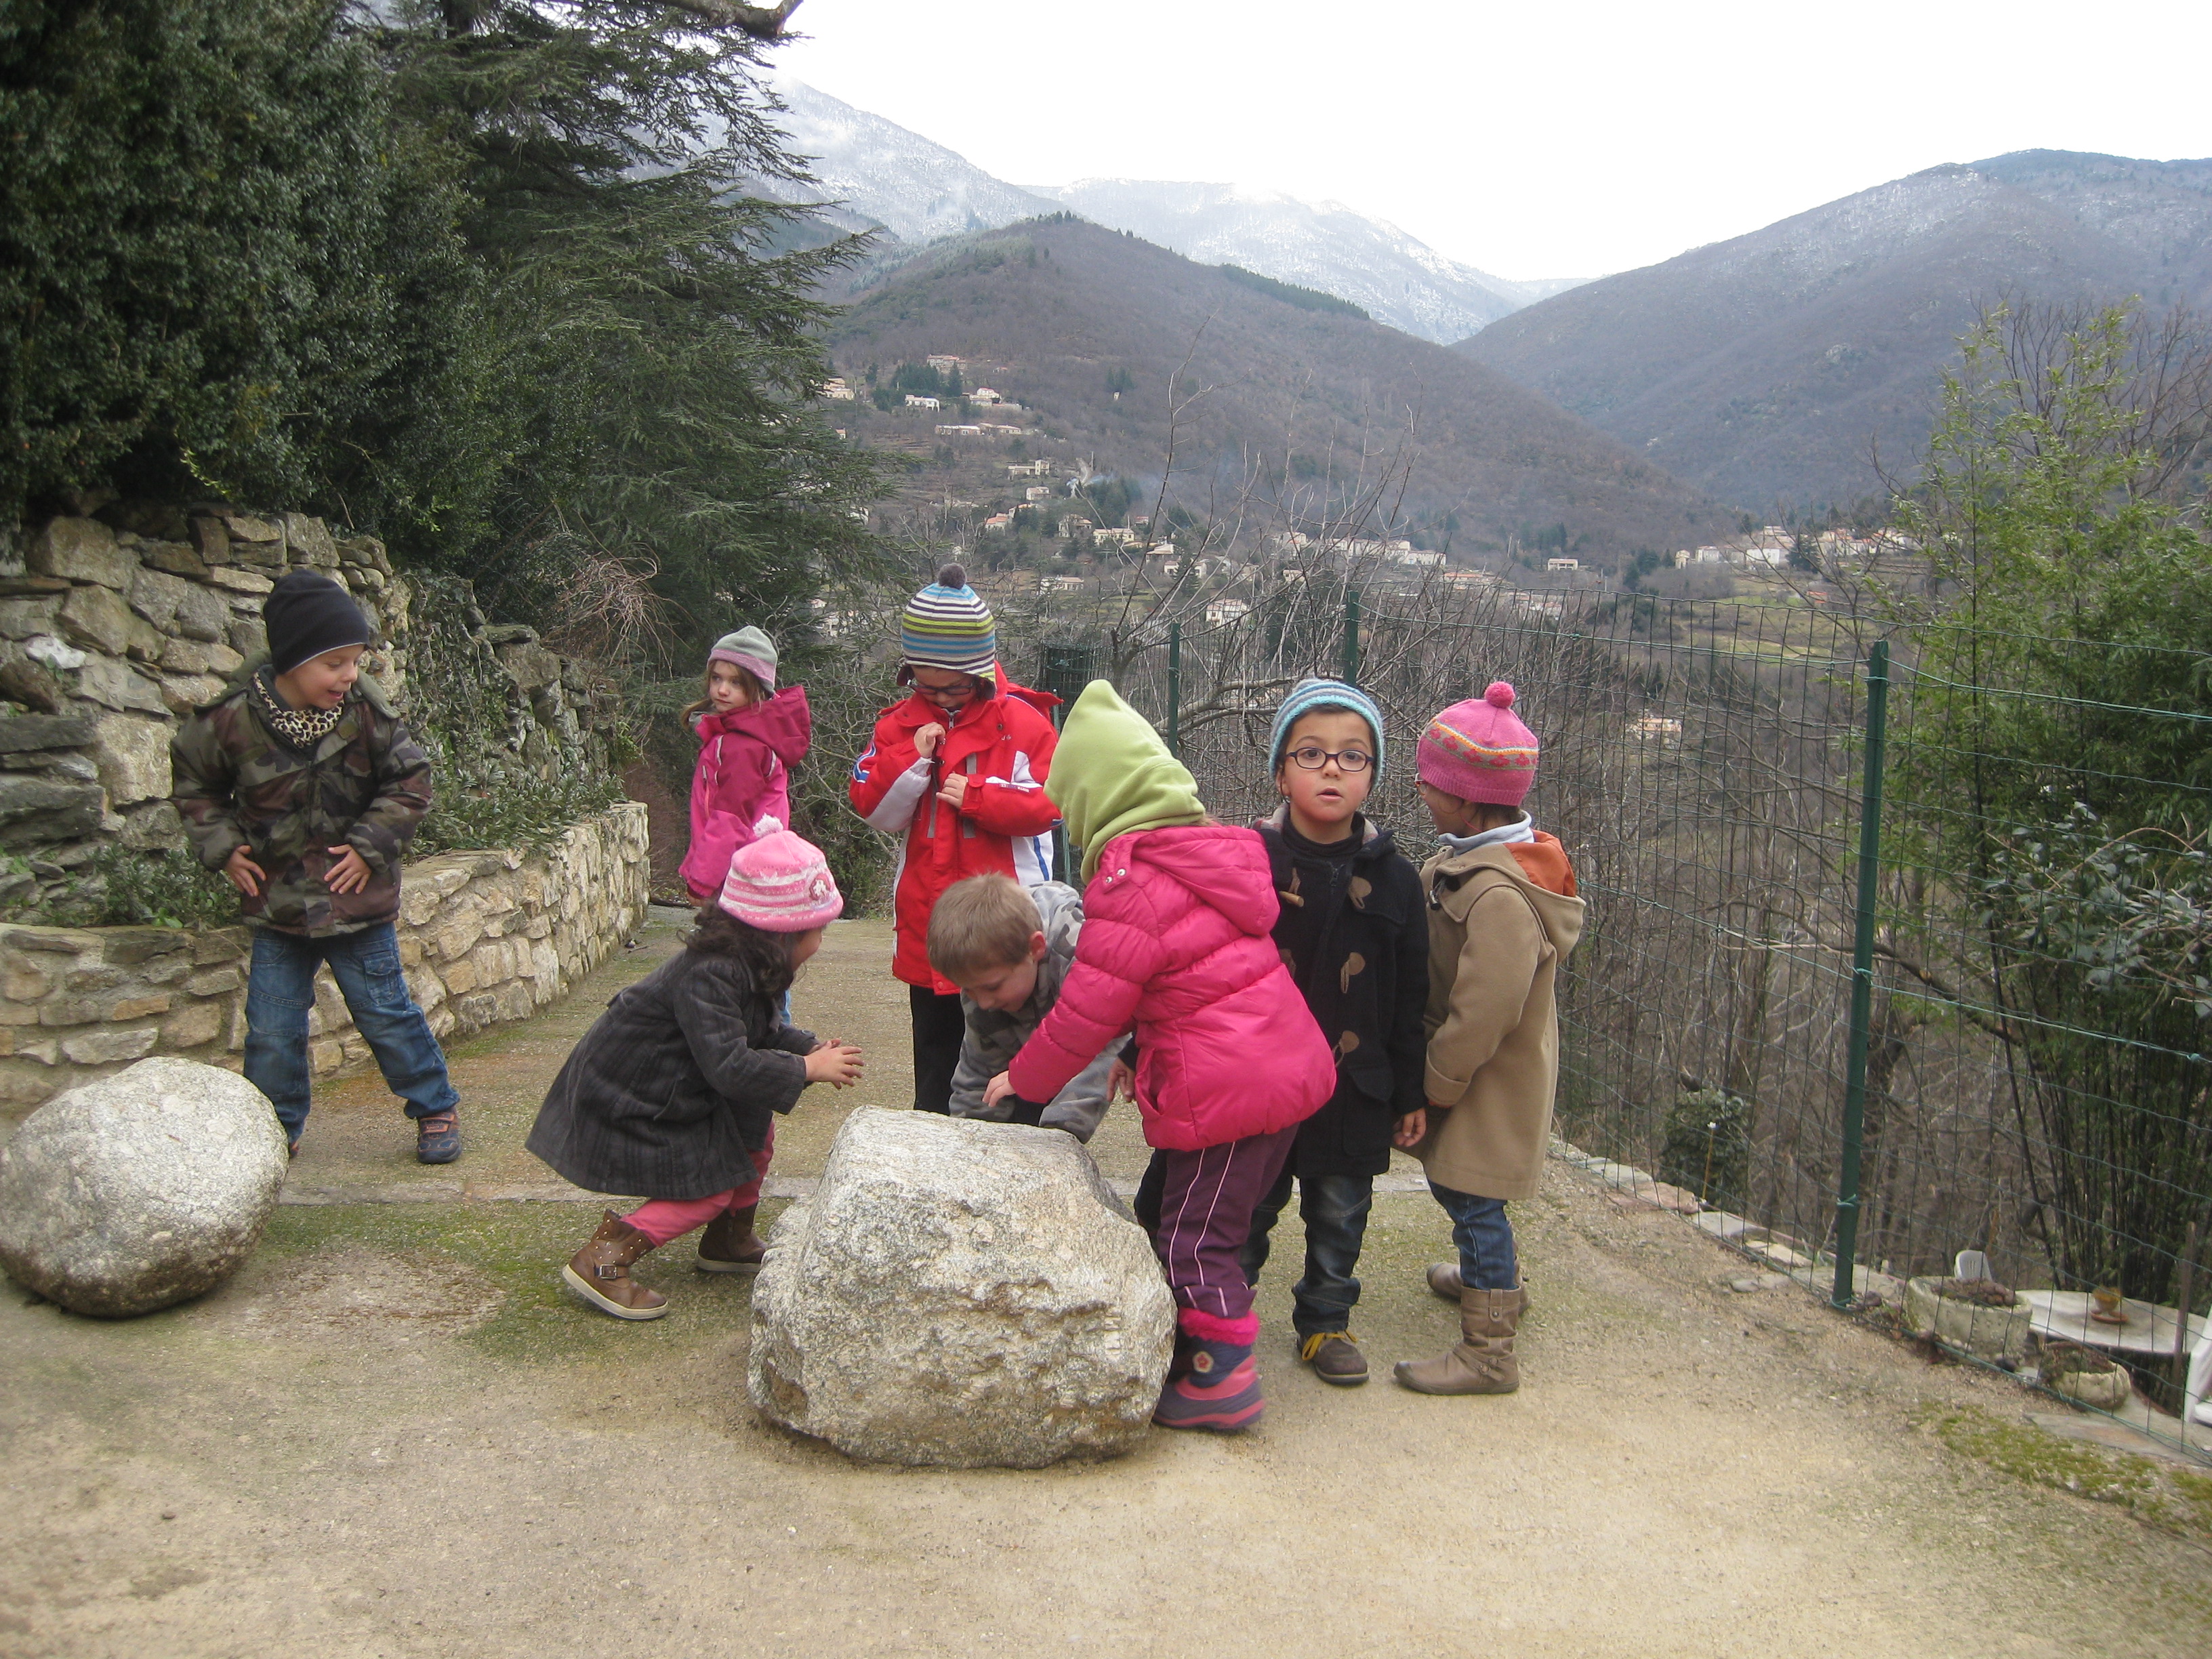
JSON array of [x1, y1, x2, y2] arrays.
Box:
[[3, 916, 2207, 1657]]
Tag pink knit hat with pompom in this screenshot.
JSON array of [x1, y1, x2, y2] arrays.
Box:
[[717, 817, 844, 931], [1416, 682, 1540, 805]]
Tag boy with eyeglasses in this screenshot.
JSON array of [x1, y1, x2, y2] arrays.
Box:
[[848, 565, 1063, 1114], [1233, 678, 1428, 1386]]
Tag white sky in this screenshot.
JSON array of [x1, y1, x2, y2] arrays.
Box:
[[775, 0, 2212, 280]]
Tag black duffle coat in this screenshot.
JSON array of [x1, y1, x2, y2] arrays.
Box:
[[1255, 808, 1430, 1180]]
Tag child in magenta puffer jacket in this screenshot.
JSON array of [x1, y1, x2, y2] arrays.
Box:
[[987, 682, 1335, 1433], [678, 628, 813, 903]]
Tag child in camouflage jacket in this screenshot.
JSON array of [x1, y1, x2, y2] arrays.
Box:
[[170, 570, 462, 1162]]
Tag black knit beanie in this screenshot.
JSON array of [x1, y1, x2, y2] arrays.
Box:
[[264, 569, 371, 674]]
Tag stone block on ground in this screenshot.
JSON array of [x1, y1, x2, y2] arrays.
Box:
[[749, 1107, 1172, 1469], [0, 1056, 286, 1316]]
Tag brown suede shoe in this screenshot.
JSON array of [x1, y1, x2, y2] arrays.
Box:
[[1393, 1286, 1526, 1395], [696, 1205, 767, 1273], [1425, 1261, 1462, 1300], [560, 1211, 668, 1320], [1298, 1331, 1370, 1387]]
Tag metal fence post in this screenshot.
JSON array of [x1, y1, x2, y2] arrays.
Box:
[[1166, 621, 1181, 758], [1343, 589, 1361, 682], [1832, 639, 1890, 1310]]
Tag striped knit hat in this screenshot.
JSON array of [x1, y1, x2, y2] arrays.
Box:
[[1416, 682, 1539, 805], [717, 817, 844, 932], [899, 564, 998, 681], [1269, 676, 1386, 778]]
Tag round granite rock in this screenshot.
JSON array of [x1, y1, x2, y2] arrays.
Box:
[[0, 1057, 287, 1317]]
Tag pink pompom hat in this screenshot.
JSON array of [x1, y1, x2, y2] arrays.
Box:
[[717, 817, 844, 931], [1416, 682, 1540, 805]]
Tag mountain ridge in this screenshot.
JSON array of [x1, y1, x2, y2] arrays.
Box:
[[1456, 148, 2212, 508], [760, 79, 1577, 343]]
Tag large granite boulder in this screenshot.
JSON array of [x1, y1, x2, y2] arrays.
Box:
[[749, 1107, 1173, 1467], [0, 1057, 287, 1316]]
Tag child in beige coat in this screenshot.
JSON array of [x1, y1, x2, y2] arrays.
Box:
[[1392, 682, 1585, 1394]]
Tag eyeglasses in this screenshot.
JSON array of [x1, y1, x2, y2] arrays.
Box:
[[914, 676, 979, 705], [1286, 745, 1372, 773]]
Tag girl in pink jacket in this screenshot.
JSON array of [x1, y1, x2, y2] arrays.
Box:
[[990, 682, 1334, 1432], [678, 628, 813, 904]]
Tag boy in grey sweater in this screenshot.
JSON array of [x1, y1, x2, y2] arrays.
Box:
[[928, 874, 1115, 1141]]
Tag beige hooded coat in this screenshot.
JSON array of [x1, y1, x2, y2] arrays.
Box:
[[1413, 838, 1586, 1201]]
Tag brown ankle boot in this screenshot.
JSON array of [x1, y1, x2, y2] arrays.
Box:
[[1425, 1261, 1463, 1300], [696, 1204, 766, 1273], [561, 1211, 669, 1320], [1393, 1286, 1526, 1395]]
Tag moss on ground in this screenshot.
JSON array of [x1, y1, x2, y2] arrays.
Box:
[[1922, 1404, 2212, 1544], [257, 1198, 790, 1366]]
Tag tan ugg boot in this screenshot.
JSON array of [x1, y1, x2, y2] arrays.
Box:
[[1393, 1286, 1526, 1395], [696, 1204, 767, 1273], [561, 1211, 669, 1320]]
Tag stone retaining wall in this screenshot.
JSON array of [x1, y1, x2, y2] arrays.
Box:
[[1, 507, 624, 918], [0, 802, 649, 1113]]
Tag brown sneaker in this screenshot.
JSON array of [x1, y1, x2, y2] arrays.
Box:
[[696, 1204, 767, 1273], [560, 1211, 668, 1320], [1299, 1331, 1370, 1387], [1394, 1286, 1526, 1395]]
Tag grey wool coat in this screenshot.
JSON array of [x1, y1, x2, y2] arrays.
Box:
[[527, 948, 814, 1200]]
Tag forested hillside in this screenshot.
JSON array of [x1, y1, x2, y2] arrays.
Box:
[[1457, 150, 2212, 511], [827, 218, 1721, 562]]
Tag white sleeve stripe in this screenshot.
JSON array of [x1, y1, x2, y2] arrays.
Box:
[[861, 758, 933, 833]]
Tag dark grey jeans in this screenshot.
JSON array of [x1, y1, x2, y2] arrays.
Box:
[[1240, 1165, 1376, 1338]]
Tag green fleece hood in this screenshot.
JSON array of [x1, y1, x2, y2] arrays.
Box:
[[1047, 680, 1207, 883]]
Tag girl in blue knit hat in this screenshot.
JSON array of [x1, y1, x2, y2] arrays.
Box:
[[1225, 678, 1429, 1388]]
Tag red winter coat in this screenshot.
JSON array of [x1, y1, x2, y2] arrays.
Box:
[[1007, 823, 1336, 1151], [848, 672, 1061, 992], [680, 687, 814, 902]]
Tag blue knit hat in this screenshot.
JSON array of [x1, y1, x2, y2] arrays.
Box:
[[899, 563, 998, 682], [1269, 677, 1385, 777]]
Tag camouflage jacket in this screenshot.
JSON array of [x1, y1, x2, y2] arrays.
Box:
[[170, 663, 433, 936], [947, 879, 1115, 1142]]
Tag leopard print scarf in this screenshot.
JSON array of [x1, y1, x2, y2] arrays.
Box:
[[251, 665, 345, 750]]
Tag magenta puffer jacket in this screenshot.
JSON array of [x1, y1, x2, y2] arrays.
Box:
[[1006, 823, 1336, 1151]]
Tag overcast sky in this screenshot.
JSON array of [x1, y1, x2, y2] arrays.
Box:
[[775, 0, 2212, 280]]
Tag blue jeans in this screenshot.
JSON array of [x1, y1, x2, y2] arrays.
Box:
[[1240, 1166, 1375, 1338], [1429, 1181, 1519, 1290], [243, 922, 457, 1141]]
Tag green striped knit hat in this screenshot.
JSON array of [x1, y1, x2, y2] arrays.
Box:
[[899, 564, 998, 681]]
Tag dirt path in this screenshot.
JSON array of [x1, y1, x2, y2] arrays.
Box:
[[4, 918, 2207, 1657]]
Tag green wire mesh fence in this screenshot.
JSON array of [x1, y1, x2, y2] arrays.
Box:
[[998, 573, 2209, 1450]]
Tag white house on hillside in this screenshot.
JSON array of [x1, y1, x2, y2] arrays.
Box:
[[905, 394, 940, 410]]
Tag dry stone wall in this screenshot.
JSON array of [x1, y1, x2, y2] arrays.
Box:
[[0, 801, 648, 1113], [0, 506, 623, 917]]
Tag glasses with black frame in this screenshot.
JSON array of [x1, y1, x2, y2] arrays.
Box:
[[1284, 743, 1373, 773]]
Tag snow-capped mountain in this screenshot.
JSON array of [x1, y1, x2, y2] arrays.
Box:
[[1023, 180, 1579, 342], [758, 78, 1058, 244], [760, 81, 1577, 342], [1460, 149, 2212, 507]]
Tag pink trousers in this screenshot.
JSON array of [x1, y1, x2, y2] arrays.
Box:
[[623, 1130, 775, 1246]]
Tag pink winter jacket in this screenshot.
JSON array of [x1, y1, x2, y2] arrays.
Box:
[[1006, 823, 1336, 1151], [678, 687, 813, 901]]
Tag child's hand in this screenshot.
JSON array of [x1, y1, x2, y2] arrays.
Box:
[[324, 845, 373, 895], [223, 847, 267, 897], [1392, 1107, 1429, 1149], [915, 722, 946, 758], [1107, 1059, 1134, 1103], [982, 1070, 1015, 1109], [937, 773, 969, 811], [804, 1040, 863, 1088]]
